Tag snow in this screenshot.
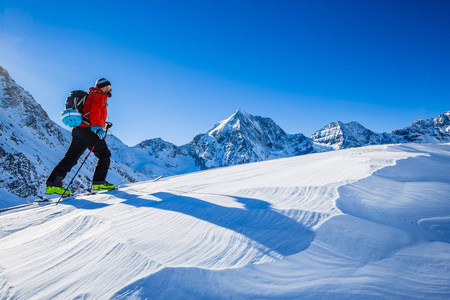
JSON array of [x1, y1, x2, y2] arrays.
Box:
[[1, 143, 450, 299]]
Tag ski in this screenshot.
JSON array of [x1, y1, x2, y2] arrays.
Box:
[[0, 203, 33, 212], [152, 175, 163, 182], [27, 192, 80, 206], [1, 177, 161, 213], [2, 194, 76, 212], [3, 188, 119, 211]]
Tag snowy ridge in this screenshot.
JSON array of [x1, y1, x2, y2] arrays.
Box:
[[130, 108, 318, 175], [392, 111, 450, 143], [310, 121, 392, 149], [310, 112, 450, 149], [189, 109, 315, 169], [1, 143, 449, 299], [128, 138, 197, 177], [0, 65, 70, 198], [131, 109, 450, 177]]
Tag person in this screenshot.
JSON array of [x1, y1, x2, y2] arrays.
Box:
[[45, 78, 115, 195]]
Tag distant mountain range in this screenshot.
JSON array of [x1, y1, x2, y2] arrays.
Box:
[[311, 116, 450, 149], [0, 65, 449, 200], [134, 108, 449, 174]]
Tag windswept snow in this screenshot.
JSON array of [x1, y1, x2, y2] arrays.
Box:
[[1, 143, 449, 299]]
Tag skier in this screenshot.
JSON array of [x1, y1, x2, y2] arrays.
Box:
[[45, 78, 115, 195]]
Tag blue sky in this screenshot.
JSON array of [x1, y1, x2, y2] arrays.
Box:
[[1, 0, 449, 146]]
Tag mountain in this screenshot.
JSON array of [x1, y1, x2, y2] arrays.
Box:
[[310, 121, 393, 149], [129, 138, 197, 177], [188, 109, 317, 169], [1, 143, 449, 299], [0, 66, 148, 203], [310, 112, 450, 149], [392, 111, 450, 143], [137, 109, 450, 172], [131, 109, 326, 174], [0, 65, 70, 198]]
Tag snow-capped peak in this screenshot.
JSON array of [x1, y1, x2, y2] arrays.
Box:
[[189, 110, 313, 169], [392, 111, 450, 143], [208, 109, 253, 136], [311, 120, 392, 149]]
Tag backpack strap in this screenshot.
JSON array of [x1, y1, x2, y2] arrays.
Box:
[[88, 90, 108, 97]]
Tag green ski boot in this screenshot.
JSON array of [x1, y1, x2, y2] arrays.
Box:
[[92, 182, 115, 191], [45, 186, 71, 196]]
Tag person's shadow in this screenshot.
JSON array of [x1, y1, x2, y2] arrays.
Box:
[[117, 191, 314, 256]]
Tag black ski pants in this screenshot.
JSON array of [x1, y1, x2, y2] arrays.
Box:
[[46, 127, 111, 186]]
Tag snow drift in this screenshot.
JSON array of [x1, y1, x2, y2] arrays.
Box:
[[0, 143, 449, 299]]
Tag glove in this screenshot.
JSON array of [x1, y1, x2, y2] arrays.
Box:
[[91, 126, 107, 139], [105, 122, 113, 129]]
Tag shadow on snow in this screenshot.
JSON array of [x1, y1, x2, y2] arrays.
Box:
[[115, 191, 314, 257]]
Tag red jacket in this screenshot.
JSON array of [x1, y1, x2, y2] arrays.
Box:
[[80, 87, 110, 128]]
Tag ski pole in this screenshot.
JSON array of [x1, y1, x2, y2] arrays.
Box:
[[56, 128, 109, 205], [55, 145, 96, 205]]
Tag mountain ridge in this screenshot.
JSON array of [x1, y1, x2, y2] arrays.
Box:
[[309, 111, 450, 149]]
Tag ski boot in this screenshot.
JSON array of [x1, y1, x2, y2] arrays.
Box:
[[92, 182, 115, 191], [45, 186, 71, 196]]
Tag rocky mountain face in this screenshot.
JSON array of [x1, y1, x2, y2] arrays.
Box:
[[132, 109, 321, 173], [392, 112, 450, 143], [0, 66, 148, 201], [135, 109, 449, 173], [128, 138, 196, 177], [309, 113, 450, 149], [0, 65, 68, 198], [187, 109, 315, 169], [310, 121, 393, 149]]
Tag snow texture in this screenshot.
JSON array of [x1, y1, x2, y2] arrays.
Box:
[[1, 143, 449, 299]]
